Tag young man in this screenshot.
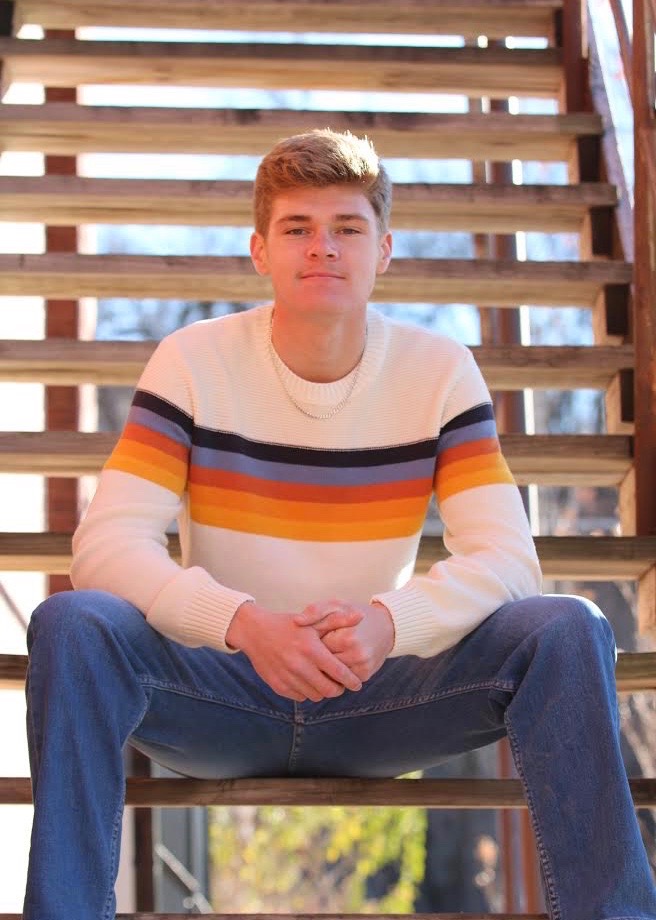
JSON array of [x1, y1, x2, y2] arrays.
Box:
[[25, 130, 656, 919]]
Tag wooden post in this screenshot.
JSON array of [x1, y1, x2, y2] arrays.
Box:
[[44, 39, 79, 597], [632, 0, 656, 631]]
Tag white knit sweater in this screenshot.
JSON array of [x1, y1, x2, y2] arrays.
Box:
[[71, 305, 541, 657]]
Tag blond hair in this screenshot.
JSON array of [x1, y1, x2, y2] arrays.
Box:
[[253, 129, 392, 236]]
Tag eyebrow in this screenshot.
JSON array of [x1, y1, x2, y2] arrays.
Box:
[[274, 212, 371, 225]]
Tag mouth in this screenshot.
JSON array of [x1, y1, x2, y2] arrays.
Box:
[[299, 272, 345, 280]]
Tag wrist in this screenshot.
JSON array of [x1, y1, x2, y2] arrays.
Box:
[[371, 601, 395, 653], [226, 600, 260, 650]]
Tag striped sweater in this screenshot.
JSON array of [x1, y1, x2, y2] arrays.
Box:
[[71, 304, 541, 658]]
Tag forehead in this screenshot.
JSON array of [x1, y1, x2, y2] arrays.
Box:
[[268, 185, 376, 223]]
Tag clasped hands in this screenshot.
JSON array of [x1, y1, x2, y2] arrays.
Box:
[[225, 598, 395, 703]]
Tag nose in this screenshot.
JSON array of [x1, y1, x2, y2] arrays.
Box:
[[306, 229, 338, 259]]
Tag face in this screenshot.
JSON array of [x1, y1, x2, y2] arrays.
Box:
[[250, 185, 392, 321]]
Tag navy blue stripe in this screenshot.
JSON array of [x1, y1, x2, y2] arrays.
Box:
[[134, 389, 439, 467], [192, 429, 438, 467], [440, 402, 494, 435], [134, 390, 194, 438]]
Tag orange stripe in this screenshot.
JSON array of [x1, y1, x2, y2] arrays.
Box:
[[123, 422, 189, 463], [105, 439, 187, 490], [437, 465, 514, 502], [439, 437, 499, 466], [437, 450, 509, 484], [189, 466, 432, 502], [191, 505, 424, 541], [189, 483, 428, 524]]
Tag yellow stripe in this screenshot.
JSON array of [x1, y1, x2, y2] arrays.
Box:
[[105, 448, 186, 494], [191, 505, 424, 541]]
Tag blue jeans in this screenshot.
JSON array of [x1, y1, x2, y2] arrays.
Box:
[[23, 589, 656, 920]]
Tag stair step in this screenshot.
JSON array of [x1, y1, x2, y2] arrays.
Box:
[[0, 431, 633, 486], [4, 651, 655, 693], [1, 534, 655, 580], [0, 105, 603, 162], [0, 915, 548, 920], [0, 915, 549, 920], [2, 774, 656, 808], [0, 176, 618, 234], [0, 254, 631, 308], [0, 38, 562, 98], [13, 0, 563, 39], [0, 340, 634, 391]]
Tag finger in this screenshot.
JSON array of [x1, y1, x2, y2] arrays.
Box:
[[301, 609, 363, 636], [290, 666, 346, 702], [322, 628, 349, 654], [312, 643, 362, 692], [294, 601, 344, 626]]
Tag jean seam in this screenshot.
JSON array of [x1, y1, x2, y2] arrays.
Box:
[[288, 703, 303, 773], [139, 677, 293, 723], [302, 678, 518, 724], [505, 713, 561, 920], [103, 687, 152, 920]]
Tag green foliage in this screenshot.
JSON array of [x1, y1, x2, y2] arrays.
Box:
[[209, 802, 426, 912]]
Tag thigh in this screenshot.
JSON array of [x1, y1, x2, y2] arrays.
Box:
[[290, 594, 587, 777], [30, 589, 296, 779]]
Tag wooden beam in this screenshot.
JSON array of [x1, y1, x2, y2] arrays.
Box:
[[0, 340, 634, 391], [0, 913, 548, 920], [0, 176, 618, 233], [0, 431, 633, 486], [0, 253, 632, 307], [0, 105, 603, 162], [1, 774, 655, 809], [0, 38, 562, 98], [5, 650, 654, 692], [13, 0, 563, 39], [1, 534, 655, 580]]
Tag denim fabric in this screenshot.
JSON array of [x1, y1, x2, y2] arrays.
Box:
[[23, 589, 656, 919]]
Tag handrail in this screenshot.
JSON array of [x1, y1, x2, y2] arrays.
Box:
[[607, 0, 633, 87], [591, 0, 656, 628], [587, 6, 634, 258]]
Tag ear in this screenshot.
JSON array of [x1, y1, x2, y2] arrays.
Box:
[[250, 232, 270, 276], [376, 231, 393, 275]]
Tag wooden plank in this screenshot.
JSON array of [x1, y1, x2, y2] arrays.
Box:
[[0, 654, 27, 691], [1, 534, 655, 580], [0, 254, 632, 307], [0, 914, 550, 920], [1, 774, 655, 808], [0, 105, 603, 162], [0, 176, 618, 233], [4, 651, 654, 692], [13, 0, 563, 39], [0, 340, 634, 391], [0, 431, 633, 486], [0, 38, 562, 98], [0, 915, 550, 920]]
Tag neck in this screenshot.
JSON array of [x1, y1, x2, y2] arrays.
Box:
[[270, 310, 367, 383]]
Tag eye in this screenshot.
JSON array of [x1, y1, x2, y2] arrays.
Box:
[[338, 226, 362, 235], [284, 227, 308, 235]]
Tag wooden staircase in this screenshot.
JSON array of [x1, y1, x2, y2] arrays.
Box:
[[1, 0, 655, 914]]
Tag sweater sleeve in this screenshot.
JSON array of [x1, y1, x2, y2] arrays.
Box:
[[372, 347, 542, 658], [70, 333, 254, 650]]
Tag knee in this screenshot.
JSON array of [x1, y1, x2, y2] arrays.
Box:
[[28, 589, 145, 657], [518, 593, 615, 657]]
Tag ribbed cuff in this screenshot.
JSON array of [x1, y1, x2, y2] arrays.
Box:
[[147, 566, 254, 652], [371, 583, 440, 657]]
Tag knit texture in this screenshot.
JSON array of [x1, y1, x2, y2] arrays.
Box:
[[71, 305, 541, 656]]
